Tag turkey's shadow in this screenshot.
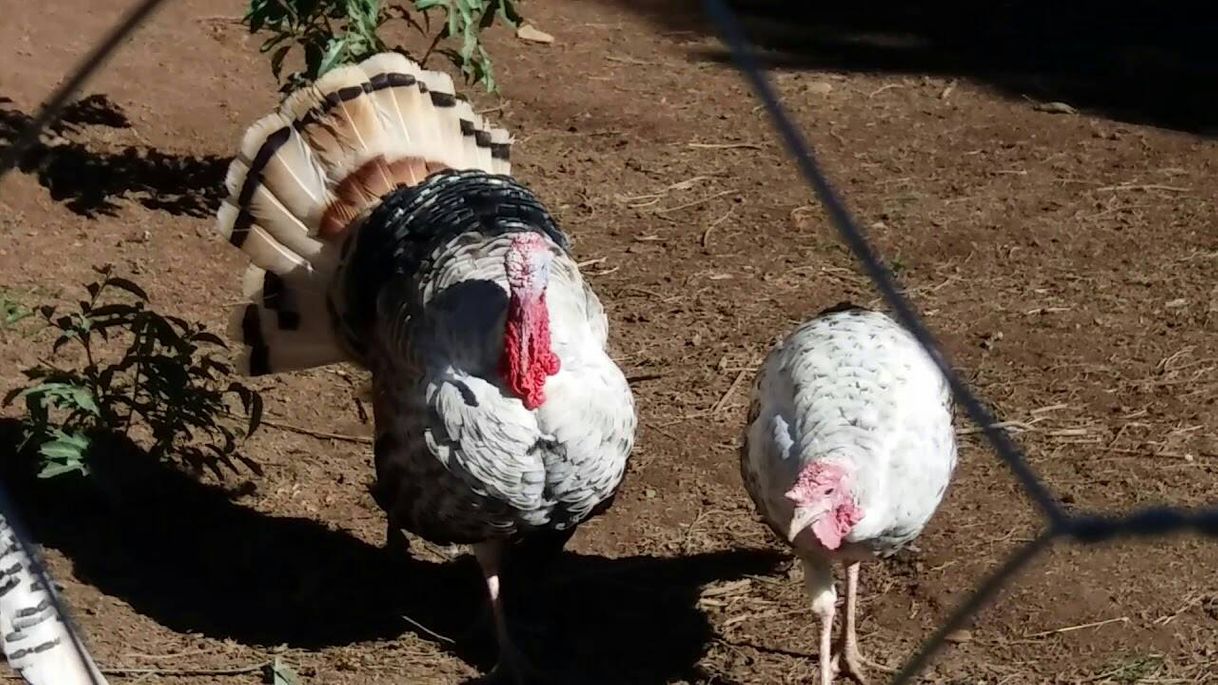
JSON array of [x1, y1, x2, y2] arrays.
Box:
[[0, 419, 778, 684], [593, 0, 1218, 136], [0, 94, 227, 217]]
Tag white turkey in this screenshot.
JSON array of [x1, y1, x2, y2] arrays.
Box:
[[214, 52, 637, 682], [0, 501, 108, 685], [740, 303, 957, 684]]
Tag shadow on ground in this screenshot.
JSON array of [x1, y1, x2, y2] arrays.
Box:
[[0, 419, 780, 684], [592, 0, 1218, 136], [0, 94, 227, 217]]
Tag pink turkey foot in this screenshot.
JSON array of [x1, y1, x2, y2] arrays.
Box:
[[484, 638, 550, 685], [471, 542, 554, 684], [828, 562, 894, 684], [382, 522, 412, 564], [457, 604, 549, 646], [829, 646, 894, 685]]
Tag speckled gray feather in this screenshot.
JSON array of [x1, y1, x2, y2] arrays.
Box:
[[341, 170, 636, 545], [741, 306, 957, 558]]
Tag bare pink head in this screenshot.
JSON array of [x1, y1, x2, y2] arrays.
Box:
[[784, 461, 863, 550], [499, 233, 561, 409]]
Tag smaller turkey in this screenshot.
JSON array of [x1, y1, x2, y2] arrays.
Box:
[[740, 303, 957, 684]]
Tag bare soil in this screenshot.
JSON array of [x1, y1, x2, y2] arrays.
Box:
[[1, 1, 1216, 683]]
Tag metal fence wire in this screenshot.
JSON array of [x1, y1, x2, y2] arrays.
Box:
[[1, 0, 1216, 683]]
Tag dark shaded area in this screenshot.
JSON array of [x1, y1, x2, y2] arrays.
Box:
[[594, 0, 1218, 136], [0, 94, 227, 217], [0, 419, 779, 684]]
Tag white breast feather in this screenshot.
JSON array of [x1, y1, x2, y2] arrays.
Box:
[[404, 234, 634, 529], [743, 308, 957, 554]]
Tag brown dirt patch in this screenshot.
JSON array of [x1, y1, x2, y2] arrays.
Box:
[[2, 1, 1216, 683]]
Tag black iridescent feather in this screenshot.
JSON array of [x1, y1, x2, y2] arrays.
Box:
[[335, 169, 571, 357]]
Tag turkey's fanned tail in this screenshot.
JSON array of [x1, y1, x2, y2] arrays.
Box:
[[215, 52, 515, 375]]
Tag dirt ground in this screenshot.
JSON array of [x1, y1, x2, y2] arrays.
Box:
[[1, 0, 1216, 683]]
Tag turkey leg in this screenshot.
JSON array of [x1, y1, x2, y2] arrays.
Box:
[[473, 541, 542, 685], [800, 555, 836, 685], [832, 561, 894, 684]]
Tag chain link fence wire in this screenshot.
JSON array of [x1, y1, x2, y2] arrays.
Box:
[[701, 0, 1218, 682], [0, 0, 172, 683], [0, 0, 171, 183], [3, 0, 1217, 682]]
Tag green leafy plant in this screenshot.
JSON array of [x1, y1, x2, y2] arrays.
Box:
[[4, 266, 263, 480], [0, 289, 34, 331], [245, 0, 523, 94]]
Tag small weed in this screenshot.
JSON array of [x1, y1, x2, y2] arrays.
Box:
[[245, 0, 523, 94], [1102, 654, 1166, 684], [4, 265, 263, 480], [0, 289, 34, 330]]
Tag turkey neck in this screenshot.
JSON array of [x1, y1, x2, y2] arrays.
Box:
[[500, 277, 560, 410]]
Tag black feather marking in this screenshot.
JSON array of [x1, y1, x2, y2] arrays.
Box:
[[278, 310, 301, 331], [337, 170, 569, 347], [241, 305, 271, 375], [816, 301, 869, 317], [367, 72, 417, 91], [262, 272, 301, 331], [231, 126, 293, 249], [473, 130, 492, 148], [296, 73, 414, 128], [16, 598, 50, 618], [491, 143, 511, 161], [459, 119, 475, 136], [321, 85, 366, 112], [262, 271, 284, 309], [374, 433, 397, 458], [429, 91, 456, 107]]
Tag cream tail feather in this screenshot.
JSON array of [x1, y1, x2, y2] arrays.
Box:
[[214, 52, 515, 376]]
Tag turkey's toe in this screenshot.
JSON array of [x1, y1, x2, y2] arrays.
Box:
[[382, 523, 412, 563], [487, 643, 550, 685], [456, 604, 496, 644], [830, 648, 892, 684]]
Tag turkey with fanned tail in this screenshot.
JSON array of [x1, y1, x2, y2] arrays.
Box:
[[214, 52, 637, 683], [740, 303, 957, 684]]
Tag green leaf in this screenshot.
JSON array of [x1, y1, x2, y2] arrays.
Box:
[[39, 435, 89, 461], [446, 2, 460, 37], [38, 460, 87, 479], [270, 44, 292, 78], [103, 277, 149, 301], [247, 392, 264, 436], [2, 304, 31, 327], [303, 39, 325, 78], [495, 0, 522, 28], [319, 36, 349, 75], [52, 332, 77, 353], [19, 382, 77, 400], [70, 387, 101, 416]]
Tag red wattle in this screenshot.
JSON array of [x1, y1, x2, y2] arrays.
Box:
[[500, 291, 561, 409]]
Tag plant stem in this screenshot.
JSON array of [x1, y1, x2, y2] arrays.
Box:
[[420, 22, 448, 65]]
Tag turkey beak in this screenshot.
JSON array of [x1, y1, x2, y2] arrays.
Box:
[[787, 505, 825, 543]]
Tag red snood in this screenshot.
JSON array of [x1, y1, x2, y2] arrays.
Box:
[[499, 289, 560, 409]]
